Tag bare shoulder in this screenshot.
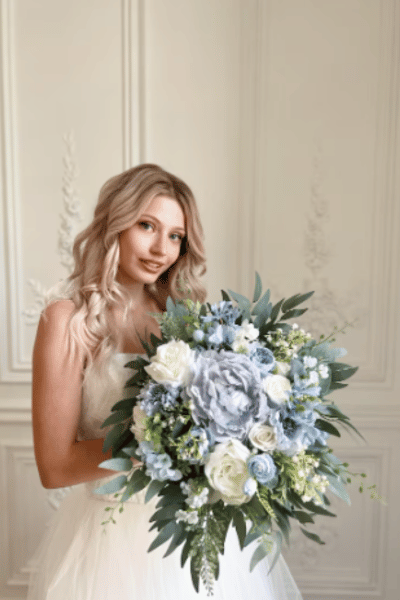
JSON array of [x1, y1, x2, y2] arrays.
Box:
[[34, 299, 84, 364]]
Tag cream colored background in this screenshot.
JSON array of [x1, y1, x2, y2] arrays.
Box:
[[0, 1, 399, 598]]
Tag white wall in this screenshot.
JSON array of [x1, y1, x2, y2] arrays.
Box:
[[0, 1, 398, 598]]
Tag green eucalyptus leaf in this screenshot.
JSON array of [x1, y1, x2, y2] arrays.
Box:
[[315, 419, 341, 437], [232, 509, 247, 549], [111, 398, 136, 412], [279, 308, 308, 320], [328, 381, 348, 392], [300, 528, 325, 545], [270, 298, 284, 323], [325, 474, 351, 505], [330, 363, 358, 382], [250, 540, 270, 572], [98, 457, 133, 472], [267, 531, 283, 575], [282, 291, 314, 312], [301, 501, 336, 517], [93, 474, 127, 495], [227, 289, 252, 320], [251, 289, 271, 316], [145, 479, 166, 503], [147, 520, 177, 553], [253, 272, 263, 303], [102, 423, 125, 453], [100, 409, 131, 428], [120, 469, 150, 502], [163, 524, 187, 558]]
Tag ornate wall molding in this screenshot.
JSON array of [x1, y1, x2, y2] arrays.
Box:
[[0, 0, 144, 382], [23, 130, 82, 325]]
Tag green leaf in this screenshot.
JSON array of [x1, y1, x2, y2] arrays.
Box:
[[221, 289, 230, 302], [330, 363, 358, 382], [98, 457, 133, 472], [150, 504, 183, 522], [251, 288, 271, 315], [267, 531, 283, 575], [279, 308, 308, 320], [250, 539, 271, 572], [292, 510, 315, 525], [163, 523, 187, 558], [120, 469, 150, 502], [102, 423, 126, 453], [145, 479, 166, 503], [253, 272, 262, 303], [281, 291, 314, 312], [190, 554, 200, 593], [93, 474, 127, 495], [147, 520, 177, 553], [166, 296, 176, 315], [100, 409, 132, 428], [111, 398, 136, 412], [301, 501, 336, 517], [315, 418, 341, 437], [325, 474, 351, 505], [300, 528, 325, 545], [328, 381, 348, 392], [180, 532, 196, 568], [270, 298, 284, 323], [232, 509, 247, 549], [227, 289, 252, 320], [150, 333, 163, 348]]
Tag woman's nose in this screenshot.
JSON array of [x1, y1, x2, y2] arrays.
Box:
[[150, 232, 167, 255]]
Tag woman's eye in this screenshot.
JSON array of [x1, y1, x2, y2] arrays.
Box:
[[170, 233, 183, 241], [139, 221, 153, 231]]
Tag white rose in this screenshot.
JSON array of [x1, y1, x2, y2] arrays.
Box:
[[204, 439, 252, 505], [275, 361, 291, 376], [144, 340, 194, 386], [248, 423, 278, 452], [130, 405, 147, 443], [263, 374, 292, 404]]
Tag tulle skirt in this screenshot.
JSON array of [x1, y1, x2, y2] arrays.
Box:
[[27, 482, 303, 600]]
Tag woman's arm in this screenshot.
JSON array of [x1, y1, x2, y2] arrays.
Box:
[[32, 300, 135, 489]]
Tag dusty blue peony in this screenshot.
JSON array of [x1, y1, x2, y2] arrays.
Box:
[[186, 350, 270, 442]]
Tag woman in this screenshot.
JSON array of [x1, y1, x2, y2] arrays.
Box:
[[28, 163, 303, 599]]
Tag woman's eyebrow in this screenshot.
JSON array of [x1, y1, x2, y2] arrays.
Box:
[[140, 214, 186, 234]]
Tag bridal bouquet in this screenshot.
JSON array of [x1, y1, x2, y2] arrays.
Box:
[[96, 274, 374, 594]]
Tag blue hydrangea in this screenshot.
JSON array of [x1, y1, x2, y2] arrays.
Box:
[[139, 382, 180, 416], [178, 426, 214, 464], [247, 454, 278, 487], [186, 350, 270, 442], [200, 301, 241, 326], [290, 358, 321, 398], [250, 346, 276, 377], [137, 441, 182, 481], [272, 404, 329, 455], [206, 324, 236, 348]]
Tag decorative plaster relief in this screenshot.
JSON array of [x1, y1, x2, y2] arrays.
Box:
[[23, 130, 82, 324]]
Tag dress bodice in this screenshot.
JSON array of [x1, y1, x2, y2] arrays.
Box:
[[77, 352, 139, 442], [78, 352, 149, 504]]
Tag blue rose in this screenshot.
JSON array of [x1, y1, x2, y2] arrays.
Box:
[[247, 454, 278, 487], [250, 346, 276, 377], [186, 350, 270, 442]]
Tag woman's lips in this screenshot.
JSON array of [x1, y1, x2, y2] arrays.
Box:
[[140, 259, 164, 272]]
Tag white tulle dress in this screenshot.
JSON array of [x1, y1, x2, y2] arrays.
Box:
[[28, 352, 303, 600]]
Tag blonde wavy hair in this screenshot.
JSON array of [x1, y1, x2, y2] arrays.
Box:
[[50, 163, 207, 369]]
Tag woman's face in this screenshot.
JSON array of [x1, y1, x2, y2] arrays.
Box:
[[118, 194, 186, 285]]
